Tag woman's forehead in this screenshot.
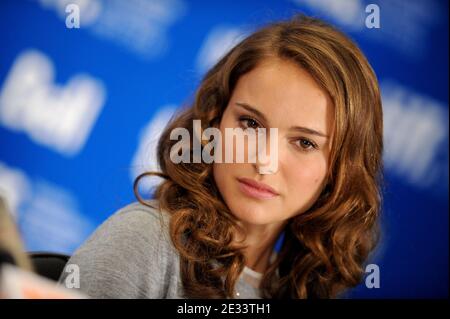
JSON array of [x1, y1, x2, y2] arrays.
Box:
[[231, 58, 334, 136]]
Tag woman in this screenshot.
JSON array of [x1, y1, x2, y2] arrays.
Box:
[[59, 14, 383, 299]]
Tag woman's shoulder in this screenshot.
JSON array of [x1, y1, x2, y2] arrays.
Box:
[[111, 199, 171, 231], [88, 199, 172, 247], [114, 198, 169, 220], [78, 199, 175, 258], [58, 199, 180, 298]]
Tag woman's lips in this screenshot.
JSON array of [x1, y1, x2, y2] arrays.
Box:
[[237, 177, 279, 199]]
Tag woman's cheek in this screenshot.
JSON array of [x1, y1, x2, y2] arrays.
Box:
[[290, 161, 325, 192]]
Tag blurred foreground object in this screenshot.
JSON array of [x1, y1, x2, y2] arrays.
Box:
[[0, 263, 85, 298], [0, 196, 85, 298], [0, 197, 32, 271]]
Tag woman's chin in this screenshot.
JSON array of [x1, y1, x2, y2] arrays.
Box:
[[228, 201, 281, 226]]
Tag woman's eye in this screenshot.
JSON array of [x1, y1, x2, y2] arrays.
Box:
[[239, 116, 261, 130], [295, 138, 317, 151]]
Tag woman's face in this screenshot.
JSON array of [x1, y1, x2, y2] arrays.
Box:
[[213, 57, 334, 229]]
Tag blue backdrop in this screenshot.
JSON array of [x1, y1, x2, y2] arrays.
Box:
[[0, 0, 448, 298]]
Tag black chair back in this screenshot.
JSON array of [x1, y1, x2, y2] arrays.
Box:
[[29, 252, 70, 282]]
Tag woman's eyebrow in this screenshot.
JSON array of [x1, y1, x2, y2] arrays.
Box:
[[235, 102, 268, 123], [235, 102, 329, 138], [290, 126, 329, 138]]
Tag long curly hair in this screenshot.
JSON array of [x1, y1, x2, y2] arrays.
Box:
[[134, 14, 384, 299]]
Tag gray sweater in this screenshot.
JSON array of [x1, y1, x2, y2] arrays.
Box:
[[58, 200, 262, 299]]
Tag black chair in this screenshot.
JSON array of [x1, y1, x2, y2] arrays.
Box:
[[28, 252, 70, 282]]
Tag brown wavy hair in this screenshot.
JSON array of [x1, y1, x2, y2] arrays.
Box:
[[134, 14, 383, 299]]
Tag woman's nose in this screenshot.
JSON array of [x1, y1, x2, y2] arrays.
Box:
[[253, 128, 279, 174]]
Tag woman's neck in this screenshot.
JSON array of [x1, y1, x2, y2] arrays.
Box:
[[234, 220, 286, 273]]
